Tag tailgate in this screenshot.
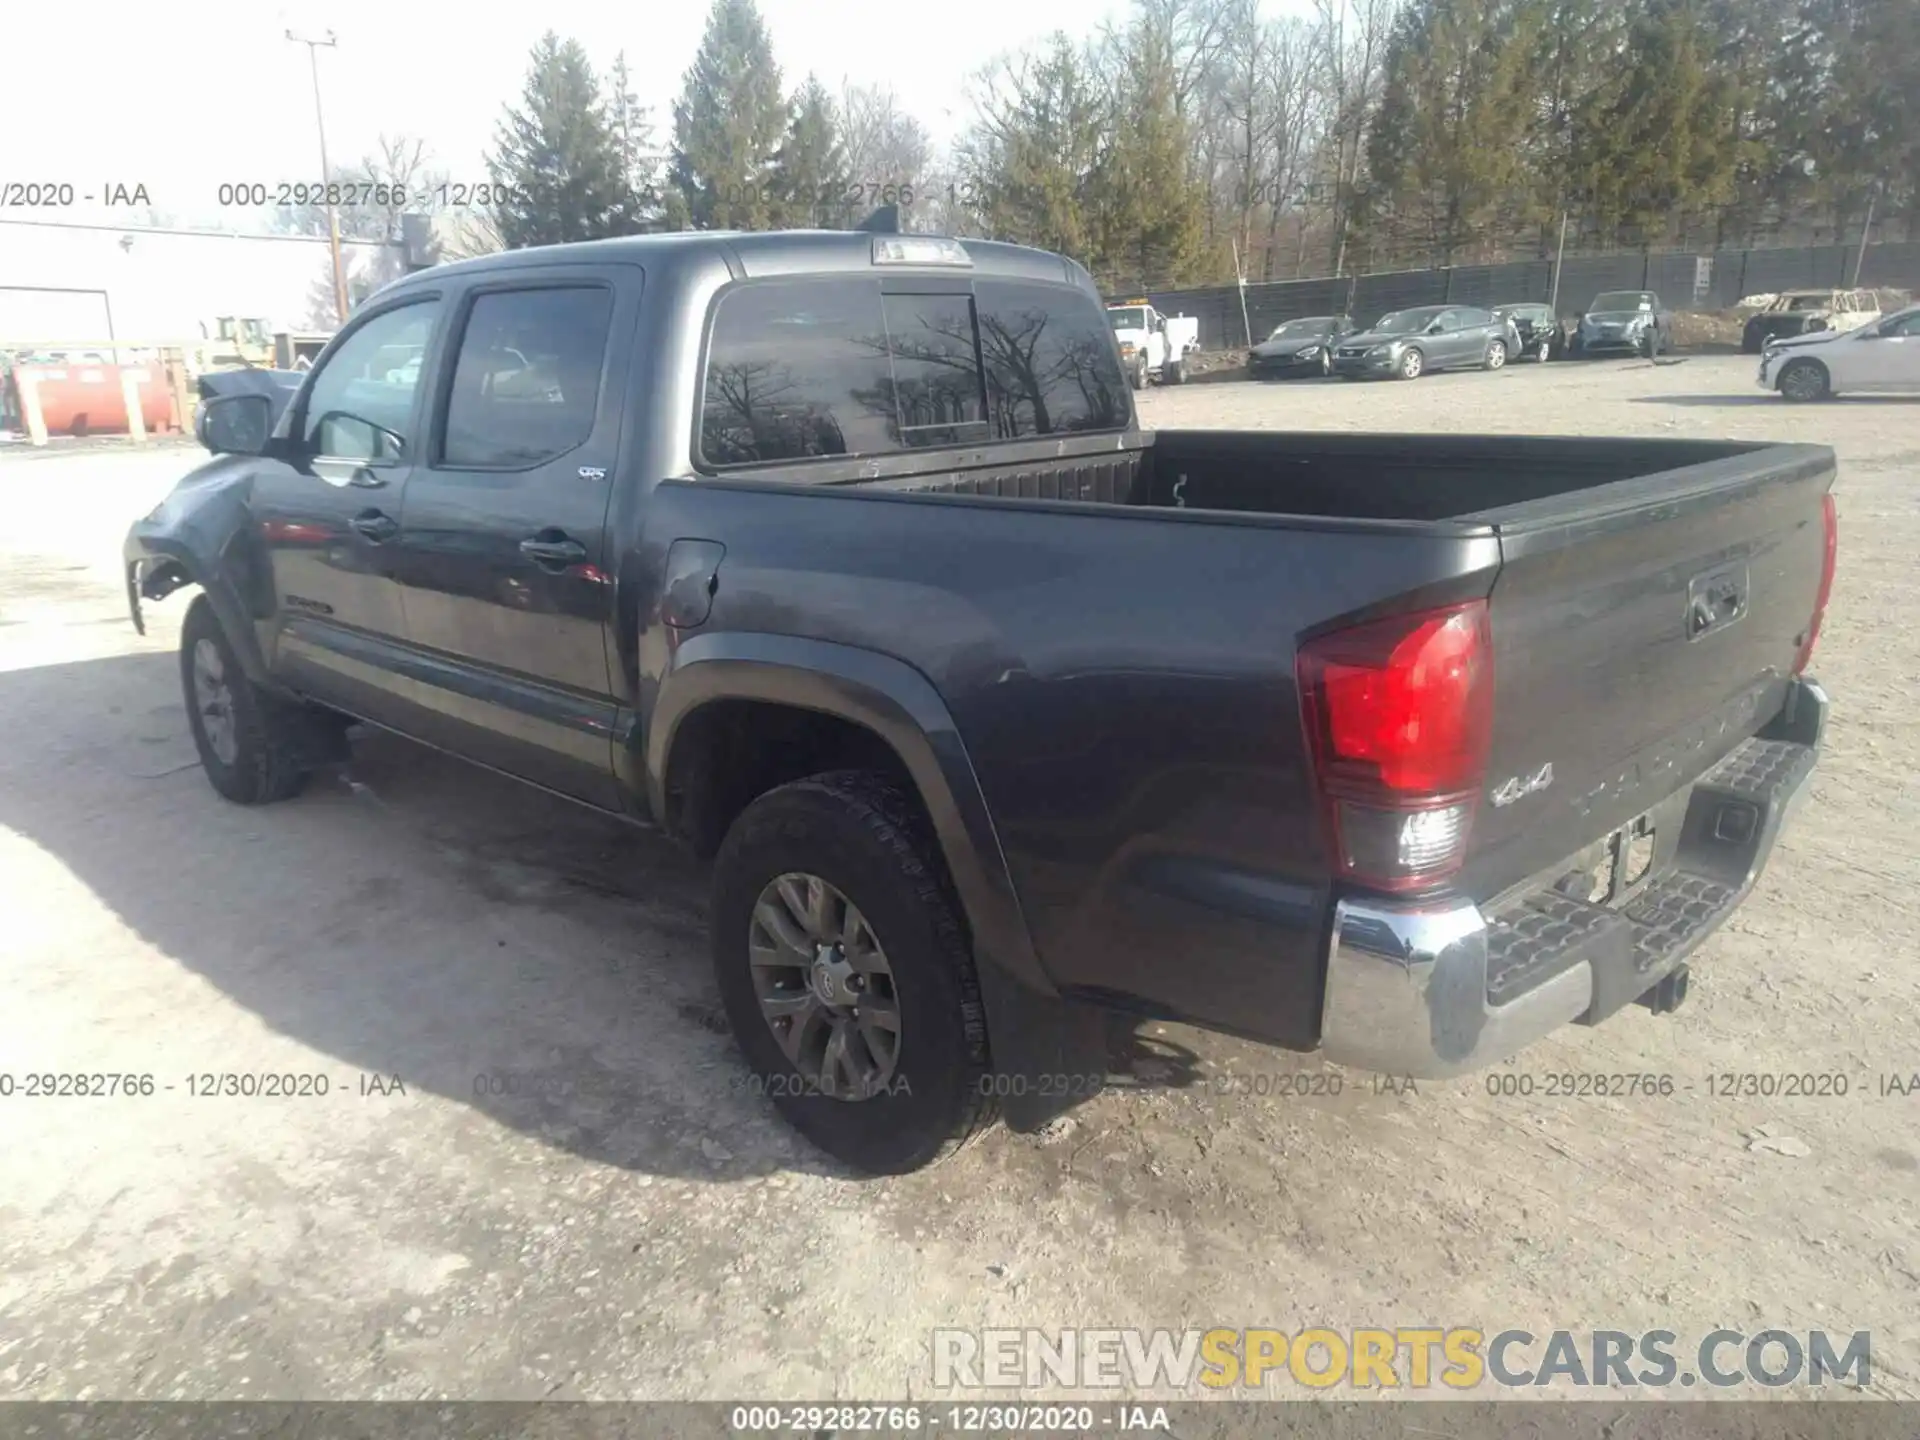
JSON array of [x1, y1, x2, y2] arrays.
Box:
[[1461, 442, 1834, 904]]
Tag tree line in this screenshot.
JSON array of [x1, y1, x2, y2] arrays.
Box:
[[279, 0, 1918, 297]]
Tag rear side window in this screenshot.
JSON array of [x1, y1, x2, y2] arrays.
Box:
[[441, 287, 614, 469], [700, 275, 1126, 467]]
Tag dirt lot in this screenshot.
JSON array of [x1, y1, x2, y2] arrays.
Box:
[[1, 354, 1917, 1404]]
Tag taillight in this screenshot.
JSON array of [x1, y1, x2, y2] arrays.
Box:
[[1297, 600, 1494, 892], [1793, 493, 1837, 675]]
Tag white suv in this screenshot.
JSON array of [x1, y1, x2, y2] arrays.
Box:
[[1758, 303, 1920, 402]]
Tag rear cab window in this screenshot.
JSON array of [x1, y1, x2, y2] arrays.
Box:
[[699, 273, 1128, 469]]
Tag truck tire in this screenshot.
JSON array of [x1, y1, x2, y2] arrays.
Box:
[[710, 770, 996, 1174], [1161, 356, 1187, 385], [1777, 357, 1831, 403], [1130, 355, 1150, 391], [180, 595, 315, 805]]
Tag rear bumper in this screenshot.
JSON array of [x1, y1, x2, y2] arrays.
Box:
[[1319, 678, 1826, 1079]]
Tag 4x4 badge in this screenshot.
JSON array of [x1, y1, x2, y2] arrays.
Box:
[[1491, 762, 1554, 807]]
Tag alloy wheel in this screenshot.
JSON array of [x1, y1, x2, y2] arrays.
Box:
[[748, 872, 902, 1100], [191, 637, 239, 765]]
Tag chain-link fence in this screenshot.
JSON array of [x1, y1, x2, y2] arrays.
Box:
[[1120, 241, 1920, 351]]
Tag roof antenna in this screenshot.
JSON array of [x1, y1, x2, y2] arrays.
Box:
[[855, 204, 901, 234]]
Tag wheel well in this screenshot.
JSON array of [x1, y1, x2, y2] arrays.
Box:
[[663, 699, 924, 858], [140, 558, 196, 603]]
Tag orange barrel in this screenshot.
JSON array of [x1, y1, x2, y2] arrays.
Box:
[[14, 362, 174, 436]]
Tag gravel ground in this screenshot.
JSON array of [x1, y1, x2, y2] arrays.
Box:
[[1, 354, 1916, 1405]]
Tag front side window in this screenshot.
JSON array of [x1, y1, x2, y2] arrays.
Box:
[[441, 287, 614, 468], [1883, 311, 1920, 337], [301, 300, 439, 462]]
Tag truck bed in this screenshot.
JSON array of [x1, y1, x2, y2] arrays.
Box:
[[834, 428, 1818, 527]]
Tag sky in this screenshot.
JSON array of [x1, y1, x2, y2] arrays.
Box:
[[9, 0, 1123, 232]]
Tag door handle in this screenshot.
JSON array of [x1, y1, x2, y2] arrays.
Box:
[[350, 510, 399, 542], [520, 534, 588, 567]]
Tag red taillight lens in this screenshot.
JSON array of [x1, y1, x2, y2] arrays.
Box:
[[1297, 601, 1494, 891], [1794, 493, 1837, 675]]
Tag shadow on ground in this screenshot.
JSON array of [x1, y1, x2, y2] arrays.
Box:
[[0, 642, 1200, 1185]]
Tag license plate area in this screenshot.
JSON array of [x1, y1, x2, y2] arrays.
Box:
[[1559, 813, 1660, 909]]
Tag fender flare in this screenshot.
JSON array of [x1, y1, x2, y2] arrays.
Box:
[[125, 504, 275, 689], [648, 631, 1055, 1001]]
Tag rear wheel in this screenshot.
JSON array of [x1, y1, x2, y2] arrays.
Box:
[[1777, 357, 1831, 403], [1397, 348, 1424, 380], [180, 596, 322, 805], [1318, 349, 1334, 376], [710, 770, 995, 1174], [1161, 355, 1187, 385]]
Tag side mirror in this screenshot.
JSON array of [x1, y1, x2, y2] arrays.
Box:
[[198, 392, 273, 456]]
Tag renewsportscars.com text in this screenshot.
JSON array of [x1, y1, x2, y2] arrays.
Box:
[[931, 1327, 1870, 1391]]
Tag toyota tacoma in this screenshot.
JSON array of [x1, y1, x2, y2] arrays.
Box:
[[126, 226, 1838, 1173]]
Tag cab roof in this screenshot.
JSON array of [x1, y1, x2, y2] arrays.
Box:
[[383, 229, 1092, 296]]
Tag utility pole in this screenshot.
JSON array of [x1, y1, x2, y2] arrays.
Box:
[[287, 27, 349, 324], [1548, 209, 1570, 316], [1851, 185, 1879, 289]]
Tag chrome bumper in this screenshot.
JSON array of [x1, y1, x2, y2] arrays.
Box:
[[1320, 679, 1826, 1079], [1320, 899, 1595, 1077]]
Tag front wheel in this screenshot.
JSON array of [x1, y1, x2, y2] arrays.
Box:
[[180, 596, 323, 805], [1396, 348, 1424, 380], [1130, 355, 1149, 391], [1777, 358, 1831, 403], [1484, 339, 1508, 371], [1534, 337, 1552, 363], [710, 771, 996, 1174]]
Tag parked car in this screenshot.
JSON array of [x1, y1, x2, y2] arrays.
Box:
[[1742, 289, 1882, 354], [1571, 291, 1673, 358], [1332, 305, 1512, 379], [126, 228, 1836, 1175], [1758, 301, 1920, 401], [1491, 302, 1564, 363], [1247, 315, 1354, 379]]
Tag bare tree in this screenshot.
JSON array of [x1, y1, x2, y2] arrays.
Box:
[[1313, 0, 1400, 275]]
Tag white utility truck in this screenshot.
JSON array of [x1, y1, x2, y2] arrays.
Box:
[[1106, 299, 1201, 389]]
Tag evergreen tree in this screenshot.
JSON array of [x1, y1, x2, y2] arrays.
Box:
[[1088, 23, 1210, 288], [486, 33, 638, 247], [771, 76, 849, 227], [961, 34, 1108, 257], [670, 0, 787, 229], [608, 51, 664, 226], [1364, 0, 1541, 264]]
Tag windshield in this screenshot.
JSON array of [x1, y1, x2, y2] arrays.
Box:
[[1372, 309, 1440, 335], [1269, 318, 1334, 340], [1108, 308, 1147, 332], [1592, 292, 1654, 313]]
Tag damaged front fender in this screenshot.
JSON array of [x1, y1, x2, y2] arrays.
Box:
[[124, 457, 276, 687]]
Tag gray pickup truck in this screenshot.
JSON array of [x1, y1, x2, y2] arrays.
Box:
[[126, 227, 1836, 1173]]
